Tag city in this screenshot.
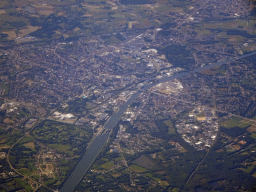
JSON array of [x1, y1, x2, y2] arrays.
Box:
[[0, 0, 256, 191]]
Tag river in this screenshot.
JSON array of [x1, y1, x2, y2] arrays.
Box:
[[59, 51, 256, 192]]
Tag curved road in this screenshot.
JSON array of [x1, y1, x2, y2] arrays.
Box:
[[59, 51, 256, 192]]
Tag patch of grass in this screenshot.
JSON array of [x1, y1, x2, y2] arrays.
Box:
[[155, 4, 174, 14], [242, 79, 254, 86], [33, 120, 92, 156], [239, 165, 254, 173], [101, 158, 109, 161], [20, 135, 34, 144], [14, 178, 33, 192], [164, 120, 175, 134], [1, 82, 9, 96], [101, 161, 114, 169], [44, 178, 57, 186], [48, 144, 73, 156], [115, 156, 123, 161], [130, 164, 148, 173], [170, 188, 180, 192], [221, 116, 252, 129], [164, 120, 172, 127], [145, 173, 161, 182], [103, 35, 121, 45], [250, 133, 256, 139], [96, 175, 106, 181], [111, 14, 124, 18]]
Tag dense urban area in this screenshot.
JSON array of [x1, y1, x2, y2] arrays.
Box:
[[1, 0, 256, 191]]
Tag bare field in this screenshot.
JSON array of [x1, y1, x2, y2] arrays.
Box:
[[3, 118, 15, 124], [24, 142, 35, 149], [200, 68, 219, 75], [0, 9, 6, 14], [38, 10, 54, 16], [247, 125, 256, 133], [31, 4, 54, 9], [2, 31, 17, 40], [81, 3, 102, 10], [18, 26, 41, 37]]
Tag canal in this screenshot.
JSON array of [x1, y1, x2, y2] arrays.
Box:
[[59, 51, 256, 192]]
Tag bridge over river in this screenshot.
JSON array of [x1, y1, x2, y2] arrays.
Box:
[[59, 51, 256, 192]]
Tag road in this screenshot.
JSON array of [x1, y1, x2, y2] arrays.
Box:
[[6, 98, 76, 192], [6, 118, 56, 192], [59, 51, 256, 192]]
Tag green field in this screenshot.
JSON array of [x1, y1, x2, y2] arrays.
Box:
[[32, 120, 92, 156], [48, 144, 73, 156], [101, 161, 114, 169], [164, 120, 175, 134], [221, 116, 252, 129], [8, 120, 93, 189], [250, 133, 256, 139], [145, 173, 161, 182], [130, 164, 148, 173], [239, 165, 255, 173]]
